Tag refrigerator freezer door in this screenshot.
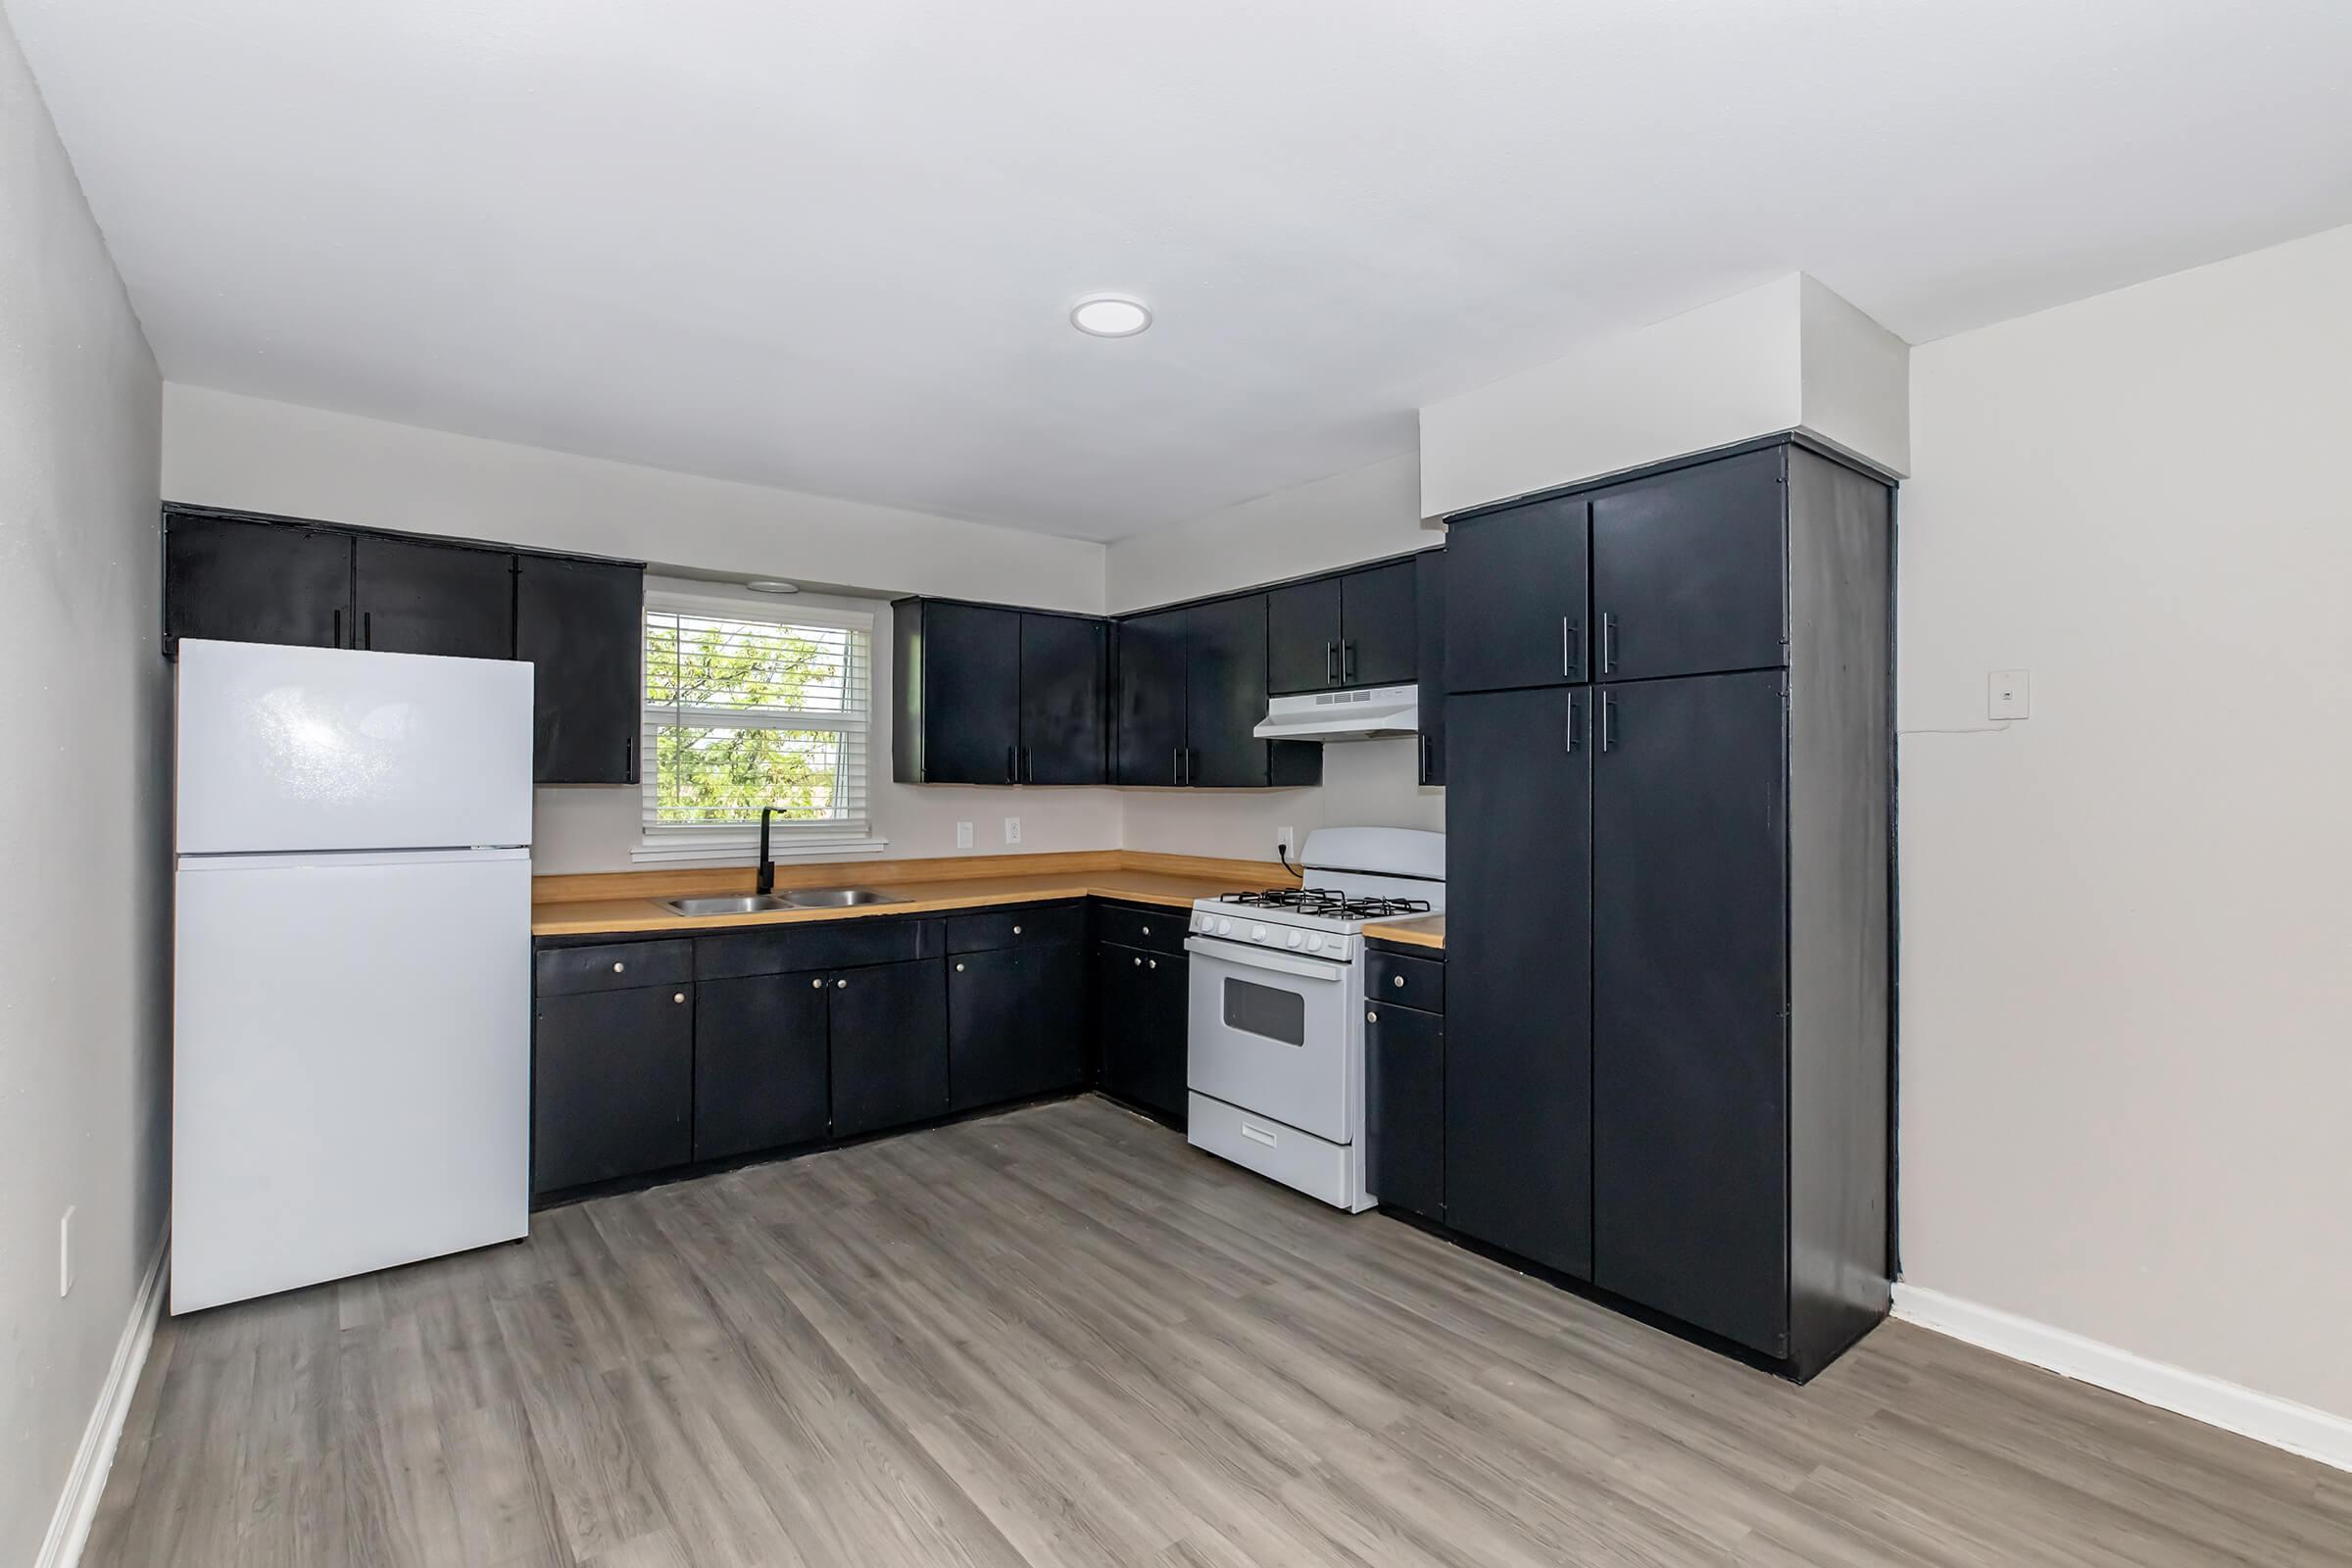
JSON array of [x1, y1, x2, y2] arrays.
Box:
[[172, 848, 530, 1313], [176, 639, 533, 854]]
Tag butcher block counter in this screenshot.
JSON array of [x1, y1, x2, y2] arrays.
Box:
[[1362, 913, 1446, 951], [531, 850, 1296, 937]]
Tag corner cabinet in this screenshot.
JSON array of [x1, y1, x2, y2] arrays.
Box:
[[1438, 437, 1891, 1380], [892, 599, 1109, 785]]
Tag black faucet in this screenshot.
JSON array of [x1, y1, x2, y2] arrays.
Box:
[[756, 807, 776, 895]]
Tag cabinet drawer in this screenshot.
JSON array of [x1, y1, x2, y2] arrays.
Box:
[[1367, 949, 1445, 1012], [1094, 902, 1187, 955], [696, 916, 942, 981], [947, 901, 1086, 954], [536, 939, 693, 997]]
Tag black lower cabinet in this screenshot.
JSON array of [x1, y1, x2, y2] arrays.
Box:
[[829, 957, 950, 1138], [1365, 999, 1444, 1222], [1592, 669, 1790, 1356], [693, 972, 830, 1162], [1443, 686, 1594, 1280], [533, 984, 693, 1195], [949, 945, 1086, 1110], [1097, 942, 1187, 1120]]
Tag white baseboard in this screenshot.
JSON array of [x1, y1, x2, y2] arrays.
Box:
[[36, 1232, 169, 1568], [1891, 1283, 2352, 1474]]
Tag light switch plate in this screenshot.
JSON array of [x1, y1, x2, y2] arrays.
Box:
[[1003, 816, 1021, 846], [1989, 668, 2032, 720], [956, 821, 973, 850]]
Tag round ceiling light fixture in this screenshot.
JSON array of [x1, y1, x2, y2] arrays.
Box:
[[1069, 294, 1152, 338], [746, 579, 801, 595]]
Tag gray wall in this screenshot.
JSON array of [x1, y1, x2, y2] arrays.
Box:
[[0, 10, 169, 1559]]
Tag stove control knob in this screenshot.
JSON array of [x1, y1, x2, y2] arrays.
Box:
[[1286, 931, 1303, 950], [1250, 923, 1267, 943], [1306, 933, 1325, 954], [1215, 918, 1233, 936]]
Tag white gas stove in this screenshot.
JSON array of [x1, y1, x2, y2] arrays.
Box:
[[1184, 827, 1445, 1211]]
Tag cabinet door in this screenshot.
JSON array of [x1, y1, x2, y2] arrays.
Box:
[[1592, 669, 1789, 1354], [1114, 608, 1190, 785], [1098, 943, 1187, 1119], [1413, 549, 1446, 785], [949, 944, 1086, 1110], [1591, 446, 1786, 681], [693, 972, 830, 1161], [1267, 576, 1343, 695], [1444, 496, 1589, 694], [353, 536, 514, 659], [1184, 595, 1270, 787], [166, 513, 353, 651], [1339, 560, 1417, 687], [1019, 614, 1108, 785], [532, 984, 693, 1195], [828, 958, 949, 1138], [516, 555, 643, 784], [1444, 687, 1593, 1279], [1366, 1000, 1443, 1221], [917, 603, 1023, 784]]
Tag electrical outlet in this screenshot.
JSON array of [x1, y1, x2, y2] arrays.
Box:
[[1003, 815, 1021, 846], [956, 820, 973, 850], [1277, 825, 1296, 861], [60, 1207, 74, 1298], [1988, 668, 2032, 720]]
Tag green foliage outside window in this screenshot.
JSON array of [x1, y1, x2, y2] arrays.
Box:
[[645, 614, 856, 825]]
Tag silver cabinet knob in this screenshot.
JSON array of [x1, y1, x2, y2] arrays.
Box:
[[810, 977, 824, 989], [955, 962, 965, 972], [1147, 958, 1157, 969], [672, 993, 685, 1004], [1393, 974, 1405, 988], [835, 978, 848, 989], [612, 960, 625, 973], [1012, 924, 1022, 935], [1141, 925, 1151, 936], [1367, 1010, 1378, 1023], [1133, 956, 1143, 966]]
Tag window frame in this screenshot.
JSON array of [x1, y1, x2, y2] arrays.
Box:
[[633, 589, 886, 863]]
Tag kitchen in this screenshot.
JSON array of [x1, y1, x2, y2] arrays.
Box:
[[10, 5, 2352, 1566]]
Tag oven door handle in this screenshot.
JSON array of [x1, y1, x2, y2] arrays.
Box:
[[1184, 936, 1347, 983]]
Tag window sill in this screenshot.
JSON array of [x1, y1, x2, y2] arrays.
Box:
[[632, 835, 890, 865]]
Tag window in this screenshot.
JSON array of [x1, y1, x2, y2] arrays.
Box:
[[637, 594, 880, 860]]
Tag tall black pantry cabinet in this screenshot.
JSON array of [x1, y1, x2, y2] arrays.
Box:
[[1439, 437, 1891, 1379]]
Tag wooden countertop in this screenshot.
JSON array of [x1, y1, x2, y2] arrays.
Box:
[[531, 851, 1293, 938], [1364, 913, 1446, 950]]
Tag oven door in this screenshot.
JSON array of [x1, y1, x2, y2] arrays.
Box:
[[1185, 936, 1356, 1144]]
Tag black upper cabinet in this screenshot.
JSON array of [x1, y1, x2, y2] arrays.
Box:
[[692, 971, 831, 1162], [1444, 496, 1590, 695], [1413, 549, 1446, 786], [1267, 561, 1418, 694], [516, 554, 644, 785], [949, 943, 1087, 1110], [902, 601, 1023, 784], [166, 512, 353, 651], [1019, 614, 1108, 785], [1443, 685, 1594, 1281], [353, 535, 514, 659], [1112, 608, 1189, 785], [893, 601, 1108, 786], [828, 957, 949, 1138], [1184, 594, 1271, 787], [1591, 446, 1787, 681], [1592, 669, 1790, 1356], [1267, 576, 1343, 695]]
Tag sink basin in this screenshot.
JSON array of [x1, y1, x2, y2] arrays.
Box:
[[781, 887, 902, 908], [662, 895, 801, 917]]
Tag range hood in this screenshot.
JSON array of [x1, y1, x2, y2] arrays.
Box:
[[1252, 684, 1420, 742]]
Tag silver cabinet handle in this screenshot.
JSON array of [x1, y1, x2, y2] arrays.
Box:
[[672, 993, 685, 1004], [612, 961, 625, 973], [810, 977, 824, 989], [1393, 974, 1405, 988], [1600, 611, 1618, 674]]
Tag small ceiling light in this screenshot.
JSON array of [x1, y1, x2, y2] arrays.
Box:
[[1069, 294, 1152, 338], [746, 579, 801, 595]]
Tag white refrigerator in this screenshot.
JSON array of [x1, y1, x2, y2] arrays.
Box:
[[172, 639, 534, 1314]]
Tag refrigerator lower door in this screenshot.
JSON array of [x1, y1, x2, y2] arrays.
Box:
[[172, 848, 530, 1314]]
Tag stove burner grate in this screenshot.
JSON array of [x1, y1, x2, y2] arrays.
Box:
[[1218, 888, 1434, 920]]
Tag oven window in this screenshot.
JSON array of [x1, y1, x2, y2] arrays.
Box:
[[1222, 976, 1306, 1046]]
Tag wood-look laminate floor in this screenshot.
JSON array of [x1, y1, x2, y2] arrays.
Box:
[[89, 1097, 2349, 1567]]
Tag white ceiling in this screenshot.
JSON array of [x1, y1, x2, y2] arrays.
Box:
[[13, 1, 2352, 540]]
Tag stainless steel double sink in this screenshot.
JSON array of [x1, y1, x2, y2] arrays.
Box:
[[662, 888, 904, 917]]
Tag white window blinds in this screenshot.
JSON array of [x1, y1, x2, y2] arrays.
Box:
[[640, 596, 875, 854]]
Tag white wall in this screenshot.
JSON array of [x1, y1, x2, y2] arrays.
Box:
[[1107, 454, 1443, 861], [1898, 221, 2352, 1420], [534, 577, 1122, 874], [163, 384, 1107, 613], [0, 16, 169, 1561]]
